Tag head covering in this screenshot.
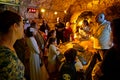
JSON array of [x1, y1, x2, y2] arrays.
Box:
[[96, 13, 105, 23]]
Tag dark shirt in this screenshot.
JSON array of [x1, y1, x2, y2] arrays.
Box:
[[100, 47, 120, 80], [59, 61, 77, 80], [40, 23, 50, 33], [55, 22, 65, 33]]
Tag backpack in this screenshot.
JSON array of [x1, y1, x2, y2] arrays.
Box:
[[59, 61, 77, 80]]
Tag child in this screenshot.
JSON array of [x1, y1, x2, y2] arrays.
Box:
[[59, 48, 83, 80], [47, 37, 61, 74]]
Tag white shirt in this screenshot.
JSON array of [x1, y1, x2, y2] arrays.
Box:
[[75, 58, 83, 71], [93, 20, 112, 49], [48, 44, 60, 62]]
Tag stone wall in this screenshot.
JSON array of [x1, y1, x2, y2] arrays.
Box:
[[19, 0, 120, 30]]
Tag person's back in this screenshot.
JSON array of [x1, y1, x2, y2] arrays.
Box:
[[59, 48, 83, 80], [59, 61, 77, 80], [100, 47, 120, 80], [100, 18, 120, 80]]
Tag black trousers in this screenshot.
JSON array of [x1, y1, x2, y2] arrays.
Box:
[[56, 32, 65, 45]]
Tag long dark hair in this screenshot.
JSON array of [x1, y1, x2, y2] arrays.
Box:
[[47, 37, 56, 48], [0, 10, 21, 34], [47, 30, 56, 40]]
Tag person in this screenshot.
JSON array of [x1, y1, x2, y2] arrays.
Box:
[[39, 19, 50, 36], [91, 13, 113, 80], [26, 25, 49, 80], [25, 27, 41, 80], [45, 30, 56, 56], [82, 20, 90, 34], [14, 38, 31, 80], [59, 48, 83, 80], [63, 22, 73, 42], [55, 17, 65, 45], [47, 30, 56, 41], [99, 18, 120, 80], [43, 30, 57, 69], [80, 19, 91, 39], [31, 21, 46, 53], [0, 10, 25, 80], [92, 13, 112, 61], [24, 19, 31, 31], [47, 37, 61, 75]]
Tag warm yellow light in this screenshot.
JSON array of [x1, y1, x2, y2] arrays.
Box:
[[41, 8, 45, 13], [92, 1, 99, 5], [54, 11, 57, 15], [78, 21, 83, 26], [64, 10, 67, 14], [74, 33, 77, 38]]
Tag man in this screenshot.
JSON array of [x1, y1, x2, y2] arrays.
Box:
[[55, 17, 65, 45], [91, 13, 113, 80], [39, 19, 50, 36], [92, 13, 113, 61]]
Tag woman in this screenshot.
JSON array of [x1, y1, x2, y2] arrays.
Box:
[[25, 27, 42, 80], [45, 30, 56, 50], [0, 10, 25, 79], [43, 30, 57, 70], [47, 37, 61, 74]]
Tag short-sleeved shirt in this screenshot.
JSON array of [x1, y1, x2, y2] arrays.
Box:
[[0, 46, 25, 80]]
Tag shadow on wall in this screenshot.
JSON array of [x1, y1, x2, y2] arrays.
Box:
[[105, 1, 120, 21]]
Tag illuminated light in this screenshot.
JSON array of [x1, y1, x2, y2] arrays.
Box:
[[27, 8, 37, 13], [64, 10, 67, 14], [29, 9, 31, 12], [41, 8, 45, 13], [92, 0, 99, 5], [54, 11, 58, 15], [78, 21, 83, 26], [32, 9, 34, 12], [74, 33, 77, 38]]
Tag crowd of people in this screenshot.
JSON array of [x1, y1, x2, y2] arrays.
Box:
[[0, 10, 120, 80]]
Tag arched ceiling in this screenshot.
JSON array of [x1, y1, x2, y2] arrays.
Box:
[[20, 0, 120, 23], [25, 0, 113, 11]]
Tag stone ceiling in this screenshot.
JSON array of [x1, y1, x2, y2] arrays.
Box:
[[20, 0, 120, 28]]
